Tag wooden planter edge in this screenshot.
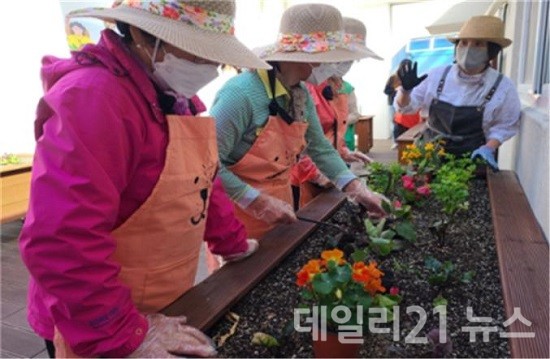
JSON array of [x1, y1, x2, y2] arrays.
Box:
[[487, 170, 549, 358], [161, 188, 347, 330], [162, 170, 549, 358]]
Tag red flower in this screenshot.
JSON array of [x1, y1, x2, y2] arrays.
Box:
[[402, 175, 415, 191], [389, 286, 400, 296], [393, 200, 402, 209], [416, 184, 431, 196], [162, 6, 180, 19]]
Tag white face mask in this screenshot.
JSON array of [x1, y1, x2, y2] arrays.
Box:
[[456, 46, 488, 72], [333, 61, 353, 77], [150, 40, 219, 98], [306, 63, 337, 85]]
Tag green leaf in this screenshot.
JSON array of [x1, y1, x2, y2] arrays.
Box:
[[334, 264, 352, 283], [395, 221, 417, 242], [424, 256, 441, 271], [381, 229, 396, 239], [300, 290, 313, 300], [351, 248, 367, 262], [460, 271, 475, 283], [312, 275, 334, 295], [433, 294, 448, 307], [382, 200, 392, 213]]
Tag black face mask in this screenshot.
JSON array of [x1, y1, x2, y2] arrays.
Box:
[[321, 85, 334, 101]]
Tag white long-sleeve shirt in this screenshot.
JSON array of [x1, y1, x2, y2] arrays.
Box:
[[394, 64, 521, 144]]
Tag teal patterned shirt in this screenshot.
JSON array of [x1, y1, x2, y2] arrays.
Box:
[[210, 70, 356, 206]]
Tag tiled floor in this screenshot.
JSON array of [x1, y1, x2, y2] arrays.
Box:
[[0, 219, 210, 358], [0, 139, 397, 357]]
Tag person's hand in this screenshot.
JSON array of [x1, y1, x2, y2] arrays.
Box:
[[471, 145, 499, 172], [129, 314, 217, 358], [398, 61, 427, 91], [246, 193, 297, 224], [342, 150, 373, 164], [343, 180, 387, 219]]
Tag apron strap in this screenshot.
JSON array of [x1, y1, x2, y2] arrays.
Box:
[[436, 65, 453, 98], [478, 73, 504, 110], [267, 69, 295, 124]]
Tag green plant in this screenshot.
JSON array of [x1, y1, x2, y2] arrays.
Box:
[[401, 138, 446, 176], [381, 200, 417, 243], [364, 218, 396, 256], [425, 256, 455, 286], [296, 249, 401, 329], [424, 256, 475, 287], [430, 157, 476, 242], [365, 161, 406, 198], [0, 153, 21, 166]]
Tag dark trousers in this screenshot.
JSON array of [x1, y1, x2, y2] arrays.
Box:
[[45, 339, 55, 358]]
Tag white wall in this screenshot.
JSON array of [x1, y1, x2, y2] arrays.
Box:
[[0, 0, 70, 154]]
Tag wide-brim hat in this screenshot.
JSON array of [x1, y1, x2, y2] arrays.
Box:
[[447, 15, 512, 48], [68, 0, 270, 69], [342, 17, 383, 61], [255, 4, 370, 63]]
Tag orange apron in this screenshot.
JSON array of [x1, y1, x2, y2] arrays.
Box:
[[54, 115, 217, 357], [296, 91, 348, 209], [230, 116, 308, 239], [330, 92, 349, 156]]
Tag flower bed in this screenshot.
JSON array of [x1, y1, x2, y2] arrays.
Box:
[[208, 178, 510, 358]]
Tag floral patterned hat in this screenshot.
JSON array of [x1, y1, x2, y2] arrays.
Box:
[[343, 17, 383, 61], [256, 4, 371, 63], [68, 0, 270, 69]]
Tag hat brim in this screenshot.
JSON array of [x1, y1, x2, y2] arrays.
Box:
[[254, 45, 372, 63], [447, 36, 512, 48], [69, 6, 271, 69], [355, 46, 384, 61]]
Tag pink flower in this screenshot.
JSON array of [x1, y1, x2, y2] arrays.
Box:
[[402, 175, 415, 191], [390, 286, 400, 296], [393, 200, 402, 209], [416, 185, 431, 196]]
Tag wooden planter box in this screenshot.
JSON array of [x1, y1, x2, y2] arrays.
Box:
[[1, 155, 33, 224], [162, 171, 548, 358], [355, 115, 374, 153]]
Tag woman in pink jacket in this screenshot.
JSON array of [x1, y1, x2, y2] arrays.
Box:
[[18, 0, 268, 357]]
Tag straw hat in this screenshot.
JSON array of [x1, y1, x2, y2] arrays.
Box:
[[68, 0, 270, 69], [342, 17, 383, 61], [447, 15, 512, 48], [256, 4, 370, 63]]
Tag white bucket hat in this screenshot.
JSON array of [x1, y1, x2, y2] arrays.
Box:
[[342, 17, 383, 61], [68, 0, 270, 69], [447, 15, 512, 48], [256, 4, 370, 63]]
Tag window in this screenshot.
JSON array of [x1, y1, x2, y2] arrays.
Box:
[[407, 38, 431, 52], [518, 0, 549, 98], [433, 37, 454, 49]]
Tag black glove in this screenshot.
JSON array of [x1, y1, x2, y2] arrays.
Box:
[[398, 61, 427, 91]]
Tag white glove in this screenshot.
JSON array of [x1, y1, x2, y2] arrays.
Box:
[[311, 172, 333, 187], [129, 314, 217, 358], [245, 193, 297, 225], [343, 180, 387, 219], [342, 150, 372, 164]]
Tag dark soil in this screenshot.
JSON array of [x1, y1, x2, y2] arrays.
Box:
[[208, 178, 510, 358]]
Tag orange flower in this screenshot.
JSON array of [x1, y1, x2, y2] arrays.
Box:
[[363, 277, 386, 296], [321, 249, 345, 265], [295, 259, 323, 286]]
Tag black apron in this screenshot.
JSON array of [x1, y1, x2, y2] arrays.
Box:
[[423, 66, 503, 156]]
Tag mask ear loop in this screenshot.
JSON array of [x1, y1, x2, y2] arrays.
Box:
[[150, 38, 162, 67]]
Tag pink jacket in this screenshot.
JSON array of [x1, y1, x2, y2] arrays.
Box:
[[19, 29, 244, 357]]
